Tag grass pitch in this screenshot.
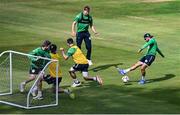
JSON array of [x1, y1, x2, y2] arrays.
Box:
[[0, 0, 180, 114]]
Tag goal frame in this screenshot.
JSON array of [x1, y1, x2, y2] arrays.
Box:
[[0, 50, 59, 109]]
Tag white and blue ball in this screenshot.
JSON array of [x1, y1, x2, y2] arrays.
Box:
[[122, 75, 129, 83]]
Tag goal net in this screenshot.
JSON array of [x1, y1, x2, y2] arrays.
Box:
[[0, 50, 59, 109]]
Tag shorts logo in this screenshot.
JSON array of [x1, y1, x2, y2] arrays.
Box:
[[32, 69, 35, 73], [145, 60, 148, 63]]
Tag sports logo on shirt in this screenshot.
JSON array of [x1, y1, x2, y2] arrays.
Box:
[[32, 69, 35, 73], [145, 60, 148, 63]]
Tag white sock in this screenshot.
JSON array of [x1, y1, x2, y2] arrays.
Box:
[[141, 76, 145, 80], [37, 91, 42, 96], [124, 68, 130, 73], [93, 77, 96, 81]]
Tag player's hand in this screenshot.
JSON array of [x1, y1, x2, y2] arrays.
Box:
[[94, 32, 99, 36], [60, 48, 64, 51], [71, 31, 76, 37], [138, 49, 142, 53]]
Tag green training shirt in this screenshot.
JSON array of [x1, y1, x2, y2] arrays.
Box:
[[28, 47, 51, 69], [66, 47, 76, 57], [140, 38, 163, 56], [74, 12, 93, 32]]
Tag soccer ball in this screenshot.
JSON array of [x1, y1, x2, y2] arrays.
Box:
[[122, 76, 129, 83]]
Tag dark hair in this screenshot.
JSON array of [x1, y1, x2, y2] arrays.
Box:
[[144, 33, 153, 39], [42, 40, 51, 47], [50, 44, 57, 53], [83, 5, 90, 12], [67, 38, 74, 44]]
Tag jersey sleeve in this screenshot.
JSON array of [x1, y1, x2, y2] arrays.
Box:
[[141, 39, 154, 50], [156, 47, 164, 57], [66, 48, 76, 57], [28, 48, 39, 62], [89, 16, 93, 27], [45, 52, 51, 59], [74, 13, 81, 22]]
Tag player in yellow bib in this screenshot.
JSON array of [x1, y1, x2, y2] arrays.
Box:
[[33, 44, 75, 100], [60, 38, 103, 87]]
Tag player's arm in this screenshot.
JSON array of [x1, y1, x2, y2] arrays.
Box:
[[90, 18, 98, 35], [28, 49, 39, 61], [60, 48, 69, 60], [44, 52, 51, 65], [157, 47, 165, 58], [71, 21, 77, 37], [138, 40, 153, 53], [71, 14, 79, 37], [60, 47, 76, 60]]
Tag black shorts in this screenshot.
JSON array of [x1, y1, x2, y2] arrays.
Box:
[[72, 64, 89, 72], [29, 67, 42, 75], [140, 55, 155, 66], [43, 74, 62, 85]]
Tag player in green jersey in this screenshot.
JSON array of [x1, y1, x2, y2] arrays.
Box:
[[119, 33, 165, 84], [20, 40, 51, 92], [71, 5, 98, 66]]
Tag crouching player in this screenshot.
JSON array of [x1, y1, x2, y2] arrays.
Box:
[[60, 38, 103, 87], [33, 44, 75, 100], [119, 33, 165, 84]]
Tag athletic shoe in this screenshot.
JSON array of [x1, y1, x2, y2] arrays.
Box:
[[138, 79, 146, 85], [33, 95, 43, 100], [71, 81, 81, 87], [119, 69, 126, 75], [96, 76, 103, 85], [87, 60, 93, 66], [20, 82, 26, 92]]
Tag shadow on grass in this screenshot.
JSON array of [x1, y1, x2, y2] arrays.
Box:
[[129, 74, 176, 84], [147, 74, 176, 83], [1, 79, 180, 114], [89, 63, 123, 72]]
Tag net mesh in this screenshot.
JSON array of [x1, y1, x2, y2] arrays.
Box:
[[0, 54, 10, 94]]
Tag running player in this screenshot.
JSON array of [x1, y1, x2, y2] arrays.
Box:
[[60, 38, 102, 87]]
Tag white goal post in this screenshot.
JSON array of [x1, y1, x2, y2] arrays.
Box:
[[0, 50, 59, 109]]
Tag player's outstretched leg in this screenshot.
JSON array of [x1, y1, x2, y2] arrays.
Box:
[[118, 61, 143, 75], [20, 74, 36, 92], [82, 72, 103, 85]]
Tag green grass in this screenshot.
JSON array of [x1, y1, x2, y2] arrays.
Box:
[[0, 0, 180, 114]]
